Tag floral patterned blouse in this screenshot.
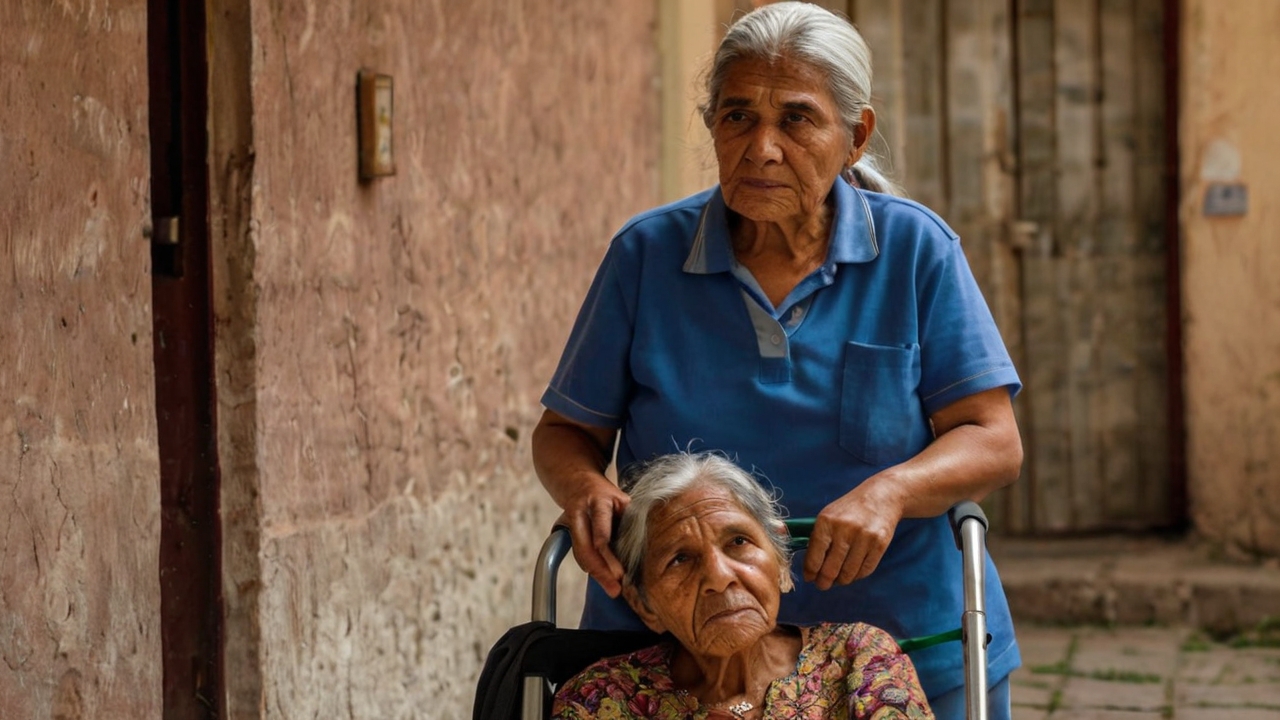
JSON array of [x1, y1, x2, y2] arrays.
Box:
[[551, 622, 934, 719]]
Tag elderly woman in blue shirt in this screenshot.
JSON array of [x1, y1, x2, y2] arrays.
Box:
[[531, 3, 1024, 718]]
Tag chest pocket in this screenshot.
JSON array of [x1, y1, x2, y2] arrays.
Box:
[[839, 341, 927, 467]]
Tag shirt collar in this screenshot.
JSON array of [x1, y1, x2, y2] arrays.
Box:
[[682, 179, 879, 275]]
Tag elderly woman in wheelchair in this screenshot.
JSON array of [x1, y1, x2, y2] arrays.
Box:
[[551, 452, 933, 719]]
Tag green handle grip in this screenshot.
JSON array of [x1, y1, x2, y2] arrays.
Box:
[[783, 517, 816, 548], [780, 516, 963, 654]]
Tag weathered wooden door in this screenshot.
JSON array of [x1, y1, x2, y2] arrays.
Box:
[[843, 0, 1179, 534]]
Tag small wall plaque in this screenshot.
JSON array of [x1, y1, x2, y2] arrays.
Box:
[[1203, 182, 1247, 217], [357, 70, 395, 181]]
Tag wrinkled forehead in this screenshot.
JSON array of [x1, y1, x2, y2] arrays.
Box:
[[645, 483, 761, 541], [717, 55, 834, 107]]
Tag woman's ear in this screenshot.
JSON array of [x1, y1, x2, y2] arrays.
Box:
[[846, 107, 878, 168], [621, 583, 668, 635], [769, 521, 795, 593]]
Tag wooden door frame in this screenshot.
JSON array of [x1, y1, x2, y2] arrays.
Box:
[[1161, 0, 1186, 528], [147, 0, 225, 716]]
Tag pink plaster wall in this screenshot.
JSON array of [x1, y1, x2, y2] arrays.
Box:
[[213, 1, 659, 715], [0, 2, 161, 718], [1181, 0, 1280, 556]]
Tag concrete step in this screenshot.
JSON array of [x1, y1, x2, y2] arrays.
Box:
[[989, 534, 1280, 636]]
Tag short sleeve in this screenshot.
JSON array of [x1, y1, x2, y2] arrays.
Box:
[[541, 239, 639, 429], [844, 624, 936, 719], [916, 237, 1021, 416]]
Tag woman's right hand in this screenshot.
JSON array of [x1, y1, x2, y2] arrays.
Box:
[[531, 409, 629, 597], [555, 475, 630, 598]]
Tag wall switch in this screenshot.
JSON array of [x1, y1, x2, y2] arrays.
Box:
[[1203, 182, 1247, 217], [357, 70, 395, 180]]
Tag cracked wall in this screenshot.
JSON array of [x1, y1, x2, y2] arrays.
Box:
[[218, 0, 659, 716], [1181, 0, 1280, 557], [0, 2, 161, 718]]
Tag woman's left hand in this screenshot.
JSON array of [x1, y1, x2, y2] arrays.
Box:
[[802, 479, 904, 590], [803, 387, 1022, 590]]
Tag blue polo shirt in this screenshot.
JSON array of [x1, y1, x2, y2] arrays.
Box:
[[541, 179, 1022, 699]]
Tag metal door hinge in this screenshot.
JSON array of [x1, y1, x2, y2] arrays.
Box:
[[147, 216, 184, 277], [146, 216, 181, 245]]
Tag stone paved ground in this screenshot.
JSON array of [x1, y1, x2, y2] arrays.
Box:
[[1009, 623, 1280, 719], [991, 534, 1280, 718]]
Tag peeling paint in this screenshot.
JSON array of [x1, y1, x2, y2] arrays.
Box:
[[1199, 138, 1241, 182]]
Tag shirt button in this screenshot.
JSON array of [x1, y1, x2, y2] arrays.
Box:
[[770, 333, 782, 345]]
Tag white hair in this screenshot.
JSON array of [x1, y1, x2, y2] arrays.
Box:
[[700, 1, 905, 197], [614, 452, 793, 596]]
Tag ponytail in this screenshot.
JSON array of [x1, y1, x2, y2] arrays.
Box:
[[843, 154, 905, 197]]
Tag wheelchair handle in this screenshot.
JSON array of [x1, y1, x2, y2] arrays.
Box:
[[948, 500, 989, 552], [783, 501, 987, 551], [531, 526, 573, 624]]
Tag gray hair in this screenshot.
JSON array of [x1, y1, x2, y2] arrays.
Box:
[[700, 1, 905, 197], [614, 452, 793, 596]]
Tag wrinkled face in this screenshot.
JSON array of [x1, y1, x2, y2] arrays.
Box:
[[624, 483, 784, 658], [711, 56, 862, 225]]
